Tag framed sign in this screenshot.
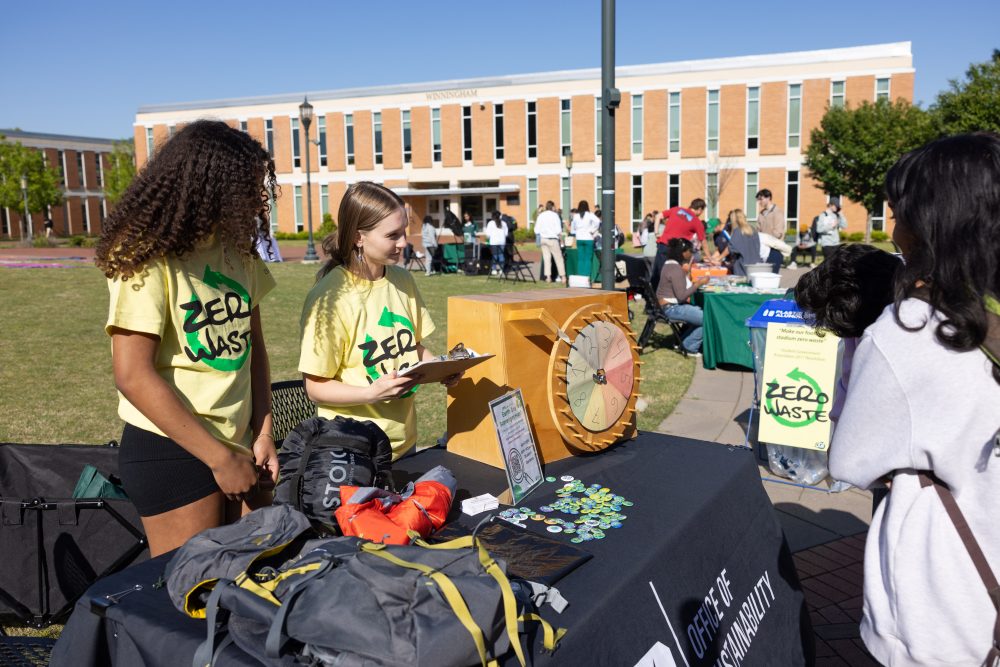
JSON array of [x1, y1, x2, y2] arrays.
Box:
[[758, 323, 840, 450], [489, 390, 543, 504]]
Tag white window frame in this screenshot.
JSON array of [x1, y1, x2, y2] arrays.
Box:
[[373, 112, 383, 165], [561, 176, 570, 217], [596, 175, 602, 209], [494, 103, 504, 160], [401, 110, 412, 164], [745, 171, 759, 222], [706, 171, 718, 219], [668, 173, 680, 208], [632, 94, 644, 155], [320, 184, 329, 219], [265, 119, 274, 156], [95, 153, 104, 188], [875, 77, 891, 102], [82, 198, 90, 234], [318, 117, 328, 168], [595, 97, 602, 157], [668, 92, 681, 154], [746, 86, 760, 150], [560, 99, 571, 156], [786, 170, 799, 233], [146, 128, 154, 158], [527, 177, 537, 218], [462, 106, 472, 161], [707, 89, 720, 153], [77, 152, 86, 188], [831, 80, 845, 109], [631, 174, 643, 230], [526, 101, 537, 159], [294, 185, 303, 232], [345, 114, 355, 166], [291, 117, 301, 169], [431, 108, 441, 163], [787, 83, 802, 149]]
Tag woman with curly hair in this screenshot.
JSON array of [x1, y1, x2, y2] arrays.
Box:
[[96, 120, 279, 557], [830, 132, 1000, 665]]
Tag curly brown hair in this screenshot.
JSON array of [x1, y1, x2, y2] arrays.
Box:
[[95, 120, 277, 279]]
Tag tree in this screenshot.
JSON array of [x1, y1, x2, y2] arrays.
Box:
[[104, 140, 137, 206], [932, 49, 1000, 135], [803, 99, 937, 243], [0, 136, 63, 239], [696, 156, 739, 221]]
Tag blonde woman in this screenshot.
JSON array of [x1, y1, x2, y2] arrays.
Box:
[[714, 209, 762, 276]]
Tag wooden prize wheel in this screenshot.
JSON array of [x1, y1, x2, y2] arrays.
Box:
[[446, 289, 641, 468]]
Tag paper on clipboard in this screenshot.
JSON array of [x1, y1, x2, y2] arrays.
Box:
[[397, 352, 494, 384]]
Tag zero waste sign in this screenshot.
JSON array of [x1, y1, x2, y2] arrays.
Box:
[[758, 324, 840, 450]]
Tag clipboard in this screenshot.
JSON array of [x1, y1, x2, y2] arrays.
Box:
[[397, 353, 494, 384]]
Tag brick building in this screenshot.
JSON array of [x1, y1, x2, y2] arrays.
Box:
[[0, 130, 117, 239], [133, 42, 914, 239]]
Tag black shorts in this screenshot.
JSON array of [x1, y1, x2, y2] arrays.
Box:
[[118, 423, 220, 517]]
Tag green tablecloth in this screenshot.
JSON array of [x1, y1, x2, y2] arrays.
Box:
[[439, 243, 465, 272], [695, 291, 777, 370], [563, 246, 623, 283]]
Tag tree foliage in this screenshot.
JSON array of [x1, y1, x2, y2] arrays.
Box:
[[104, 140, 137, 205], [932, 49, 1000, 135], [803, 99, 937, 241], [0, 137, 63, 222]]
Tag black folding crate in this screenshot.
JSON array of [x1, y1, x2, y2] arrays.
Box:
[[0, 442, 147, 628]]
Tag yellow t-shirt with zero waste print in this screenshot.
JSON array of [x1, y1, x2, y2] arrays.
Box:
[[298, 265, 435, 460], [105, 236, 276, 453]]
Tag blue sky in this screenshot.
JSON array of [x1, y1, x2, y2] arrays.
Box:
[[1, 0, 996, 139]]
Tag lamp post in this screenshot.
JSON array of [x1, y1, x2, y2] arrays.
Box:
[[20, 174, 32, 242], [299, 97, 319, 263]]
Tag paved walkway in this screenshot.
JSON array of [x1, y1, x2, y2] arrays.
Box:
[[654, 266, 879, 664]]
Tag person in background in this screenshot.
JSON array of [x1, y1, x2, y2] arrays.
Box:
[[535, 200, 566, 284], [788, 222, 817, 269], [531, 204, 544, 246], [712, 209, 761, 276], [755, 189, 785, 273], [43, 217, 54, 238], [484, 210, 508, 275], [421, 215, 439, 276], [95, 120, 278, 557], [656, 238, 710, 355], [570, 201, 600, 278], [815, 200, 848, 260], [653, 198, 714, 290], [830, 133, 1000, 666], [642, 214, 659, 275]]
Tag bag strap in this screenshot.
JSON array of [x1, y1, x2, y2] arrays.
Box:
[[192, 580, 232, 667], [519, 612, 568, 653], [289, 428, 320, 513], [362, 542, 493, 667], [917, 472, 1000, 666], [263, 553, 343, 659]]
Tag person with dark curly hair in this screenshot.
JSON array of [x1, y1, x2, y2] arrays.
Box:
[[299, 182, 461, 461], [96, 120, 279, 557], [655, 237, 710, 354], [829, 132, 1000, 665]]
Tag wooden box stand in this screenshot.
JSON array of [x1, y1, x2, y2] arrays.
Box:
[[446, 288, 640, 469]]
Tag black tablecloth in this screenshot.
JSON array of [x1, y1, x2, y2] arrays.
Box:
[[53, 433, 811, 666]]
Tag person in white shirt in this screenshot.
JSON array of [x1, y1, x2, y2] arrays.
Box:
[[535, 200, 566, 284], [569, 200, 600, 279], [484, 210, 508, 275]]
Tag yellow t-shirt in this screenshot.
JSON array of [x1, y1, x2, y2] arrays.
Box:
[[298, 265, 435, 459], [105, 237, 276, 452]]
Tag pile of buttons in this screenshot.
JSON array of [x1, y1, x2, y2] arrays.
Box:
[[496, 475, 633, 544]]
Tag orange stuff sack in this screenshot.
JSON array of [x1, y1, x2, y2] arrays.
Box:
[[334, 465, 456, 545]]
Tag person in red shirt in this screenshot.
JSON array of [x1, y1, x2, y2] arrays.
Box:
[[652, 198, 713, 289]]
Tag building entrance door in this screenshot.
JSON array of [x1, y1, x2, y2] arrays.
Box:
[[459, 195, 499, 230]]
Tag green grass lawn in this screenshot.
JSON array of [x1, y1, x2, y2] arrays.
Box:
[[0, 262, 693, 447]]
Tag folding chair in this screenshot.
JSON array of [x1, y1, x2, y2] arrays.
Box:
[[271, 379, 318, 445], [499, 243, 536, 283], [402, 243, 425, 272], [619, 254, 688, 355]]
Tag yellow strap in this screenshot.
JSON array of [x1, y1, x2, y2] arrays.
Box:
[[360, 544, 490, 667], [520, 612, 568, 652], [475, 543, 527, 667]]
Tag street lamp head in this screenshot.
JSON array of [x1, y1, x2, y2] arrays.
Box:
[[565, 150, 573, 171], [20, 174, 27, 190], [299, 97, 314, 129]]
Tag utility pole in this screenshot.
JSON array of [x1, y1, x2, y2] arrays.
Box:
[[600, 0, 620, 290]]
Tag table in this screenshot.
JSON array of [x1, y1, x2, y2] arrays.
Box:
[[696, 290, 782, 370], [53, 433, 812, 667], [563, 246, 623, 283]]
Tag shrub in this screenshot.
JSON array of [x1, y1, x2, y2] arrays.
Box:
[[32, 236, 55, 248], [513, 227, 534, 243], [871, 231, 889, 242], [67, 235, 87, 247], [274, 231, 311, 240], [845, 232, 865, 242], [317, 213, 336, 239]]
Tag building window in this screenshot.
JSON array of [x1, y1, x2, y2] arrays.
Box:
[[876, 77, 890, 102], [318, 117, 327, 168], [527, 101, 537, 159], [707, 90, 720, 153], [632, 94, 644, 154], [320, 184, 329, 219], [168, 125, 176, 138], [291, 117, 301, 169], [831, 81, 845, 108], [81, 200, 90, 234], [146, 128, 154, 157], [527, 177, 537, 218], [747, 86, 760, 150], [345, 114, 355, 166], [95, 154, 103, 188], [595, 97, 602, 157], [786, 170, 799, 232], [668, 173, 680, 208], [494, 104, 504, 160], [431, 109, 441, 162], [560, 99, 571, 156], [265, 119, 274, 156], [561, 176, 570, 218], [77, 152, 86, 188], [269, 188, 278, 233], [373, 112, 383, 165], [462, 106, 472, 161], [669, 92, 681, 153], [99, 199, 106, 225], [746, 171, 759, 221], [872, 201, 887, 231], [57, 150, 66, 186], [402, 110, 412, 164], [596, 175, 602, 209], [1, 207, 9, 237], [632, 175, 643, 229], [788, 84, 802, 149], [239, 120, 248, 132], [707, 172, 718, 219], [294, 185, 303, 232]]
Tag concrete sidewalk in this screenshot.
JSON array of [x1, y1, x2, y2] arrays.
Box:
[[654, 280, 879, 663]]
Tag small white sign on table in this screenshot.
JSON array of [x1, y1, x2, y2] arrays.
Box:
[[488, 389, 543, 505]]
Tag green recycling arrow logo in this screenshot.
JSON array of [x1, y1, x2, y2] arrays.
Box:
[[765, 367, 827, 428], [183, 265, 252, 372], [362, 306, 419, 397]]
